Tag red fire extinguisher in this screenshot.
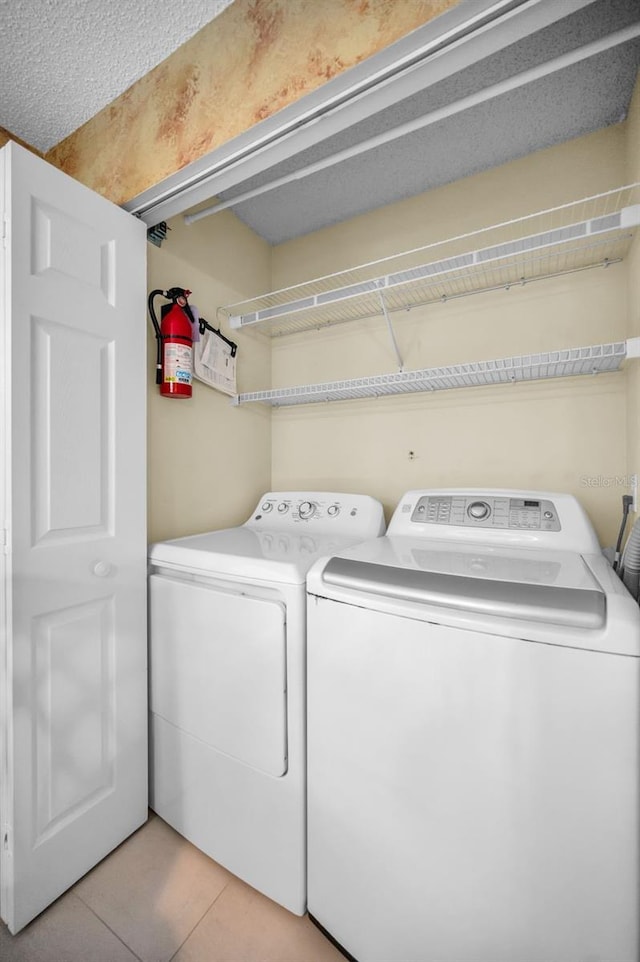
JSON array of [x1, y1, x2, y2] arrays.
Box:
[[148, 287, 195, 398]]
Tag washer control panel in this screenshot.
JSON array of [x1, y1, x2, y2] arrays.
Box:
[[390, 490, 601, 552], [411, 495, 561, 531]]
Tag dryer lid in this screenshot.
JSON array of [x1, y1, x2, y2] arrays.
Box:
[[149, 526, 368, 584]]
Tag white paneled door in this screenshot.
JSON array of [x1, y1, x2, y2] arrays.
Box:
[[0, 142, 147, 934]]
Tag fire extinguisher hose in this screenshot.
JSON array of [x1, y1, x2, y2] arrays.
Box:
[[148, 289, 165, 385]]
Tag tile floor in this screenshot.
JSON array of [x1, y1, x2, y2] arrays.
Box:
[[0, 811, 347, 962]]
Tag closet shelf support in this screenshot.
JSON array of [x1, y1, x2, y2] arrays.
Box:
[[378, 291, 403, 371]]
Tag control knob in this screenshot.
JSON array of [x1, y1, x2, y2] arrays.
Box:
[[467, 500, 491, 520], [261, 501, 273, 513], [277, 502, 289, 513], [298, 501, 316, 519], [327, 504, 340, 517]]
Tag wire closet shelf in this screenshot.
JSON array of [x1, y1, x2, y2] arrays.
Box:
[[220, 184, 640, 338], [232, 341, 637, 407]]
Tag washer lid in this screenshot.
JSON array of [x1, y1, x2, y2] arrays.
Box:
[[316, 536, 606, 629], [149, 526, 367, 584]]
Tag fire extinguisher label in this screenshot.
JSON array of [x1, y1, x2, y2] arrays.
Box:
[[164, 344, 193, 384]]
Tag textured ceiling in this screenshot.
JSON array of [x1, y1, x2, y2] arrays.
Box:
[[0, 0, 235, 152]]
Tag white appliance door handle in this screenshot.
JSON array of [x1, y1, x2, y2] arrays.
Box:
[[92, 560, 113, 578]]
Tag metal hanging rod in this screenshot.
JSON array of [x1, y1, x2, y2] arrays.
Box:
[[397, 255, 623, 312]]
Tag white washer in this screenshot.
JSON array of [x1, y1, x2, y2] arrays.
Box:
[[307, 489, 640, 962], [148, 491, 385, 915]]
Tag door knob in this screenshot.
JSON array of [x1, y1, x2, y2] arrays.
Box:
[[92, 560, 113, 578]]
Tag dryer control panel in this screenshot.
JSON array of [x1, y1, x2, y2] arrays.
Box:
[[411, 495, 561, 531], [246, 491, 386, 539]]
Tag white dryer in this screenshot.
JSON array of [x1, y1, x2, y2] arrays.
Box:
[[306, 489, 640, 962], [148, 491, 385, 915]]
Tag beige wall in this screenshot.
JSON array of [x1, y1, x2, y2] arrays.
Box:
[[268, 122, 632, 544], [147, 208, 272, 542]]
